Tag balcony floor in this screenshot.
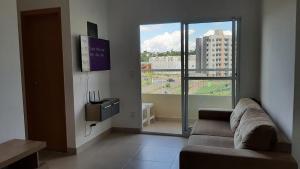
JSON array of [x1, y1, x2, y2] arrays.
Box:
[[142, 120, 182, 135]]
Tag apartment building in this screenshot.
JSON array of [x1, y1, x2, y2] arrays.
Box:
[[149, 55, 196, 70], [196, 30, 232, 77]]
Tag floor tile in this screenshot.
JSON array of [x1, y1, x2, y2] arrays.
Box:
[[143, 120, 182, 134], [134, 145, 179, 162], [40, 133, 187, 169], [170, 154, 180, 169], [123, 160, 172, 169]]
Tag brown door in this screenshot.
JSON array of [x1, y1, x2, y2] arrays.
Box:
[[21, 8, 67, 152]]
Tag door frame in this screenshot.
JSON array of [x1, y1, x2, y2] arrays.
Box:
[[138, 19, 241, 137], [181, 18, 241, 136]]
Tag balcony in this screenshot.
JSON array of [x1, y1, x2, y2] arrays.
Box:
[[141, 69, 232, 134]]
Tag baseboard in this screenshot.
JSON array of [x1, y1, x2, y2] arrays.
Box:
[[40, 148, 76, 156], [75, 128, 112, 154], [63, 127, 142, 154], [155, 117, 182, 122], [141, 131, 183, 137], [66, 148, 77, 155], [111, 127, 141, 134]]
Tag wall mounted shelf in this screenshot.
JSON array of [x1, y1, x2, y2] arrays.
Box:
[[85, 98, 120, 122]]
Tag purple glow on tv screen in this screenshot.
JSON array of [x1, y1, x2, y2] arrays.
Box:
[[80, 36, 110, 72]]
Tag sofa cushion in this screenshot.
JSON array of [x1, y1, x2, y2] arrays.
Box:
[[180, 145, 298, 169], [191, 119, 234, 137], [234, 108, 277, 151], [188, 135, 234, 148], [230, 98, 261, 132]]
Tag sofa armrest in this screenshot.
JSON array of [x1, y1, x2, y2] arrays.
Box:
[[180, 145, 297, 169], [198, 108, 232, 121]]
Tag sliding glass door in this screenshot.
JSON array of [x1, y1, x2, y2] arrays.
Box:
[[140, 23, 183, 135], [139, 19, 239, 136], [181, 19, 240, 135]]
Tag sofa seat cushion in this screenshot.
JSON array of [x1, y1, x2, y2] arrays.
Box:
[[191, 119, 234, 137], [188, 135, 234, 148], [230, 98, 261, 132], [234, 108, 277, 151]]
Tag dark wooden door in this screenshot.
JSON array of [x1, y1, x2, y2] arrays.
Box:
[[21, 8, 67, 152]]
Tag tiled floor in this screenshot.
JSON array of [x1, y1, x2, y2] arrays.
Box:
[[142, 120, 182, 135], [40, 133, 187, 169]]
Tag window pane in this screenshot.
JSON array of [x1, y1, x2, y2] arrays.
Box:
[[141, 70, 181, 95], [188, 21, 233, 77], [188, 80, 233, 126], [140, 23, 182, 134], [189, 80, 232, 96], [140, 23, 182, 95]]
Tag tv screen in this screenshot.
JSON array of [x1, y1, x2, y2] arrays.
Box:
[[80, 36, 111, 72]]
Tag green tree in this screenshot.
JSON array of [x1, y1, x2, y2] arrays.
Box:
[[140, 51, 150, 62]]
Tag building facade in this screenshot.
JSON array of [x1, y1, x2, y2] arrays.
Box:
[[149, 55, 196, 70], [196, 30, 232, 77]]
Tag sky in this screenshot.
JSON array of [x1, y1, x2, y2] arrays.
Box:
[[140, 21, 232, 53]]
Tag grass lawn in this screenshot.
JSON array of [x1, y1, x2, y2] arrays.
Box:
[[142, 72, 232, 96], [194, 81, 231, 96]]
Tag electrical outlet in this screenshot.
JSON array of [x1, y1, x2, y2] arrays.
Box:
[[130, 112, 135, 118]]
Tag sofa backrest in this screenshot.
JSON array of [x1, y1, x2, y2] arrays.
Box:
[[234, 108, 277, 151], [233, 98, 292, 153], [230, 98, 261, 132]]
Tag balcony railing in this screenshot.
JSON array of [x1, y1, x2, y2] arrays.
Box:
[[141, 69, 232, 96], [147, 68, 232, 72], [142, 94, 232, 122], [142, 68, 233, 122]]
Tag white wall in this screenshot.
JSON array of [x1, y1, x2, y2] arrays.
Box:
[[108, 0, 262, 129], [69, 0, 112, 148], [261, 0, 297, 140], [17, 0, 76, 148], [0, 0, 25, 143], [293, 0, 300, 165], [17, 0, 112, 149]]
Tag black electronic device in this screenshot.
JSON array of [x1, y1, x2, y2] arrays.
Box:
[[85, 98, 120, 121], [87, 22, 98, 38]]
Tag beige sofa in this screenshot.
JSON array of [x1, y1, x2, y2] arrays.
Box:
[[180, 98, 298, 169]]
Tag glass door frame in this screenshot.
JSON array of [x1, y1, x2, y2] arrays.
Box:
[[180, 18, 241, 137]]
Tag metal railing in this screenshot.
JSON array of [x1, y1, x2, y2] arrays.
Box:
[[142, 68, 232, 72]]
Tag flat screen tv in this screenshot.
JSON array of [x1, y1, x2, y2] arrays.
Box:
[[80, 36, 111, 72]]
